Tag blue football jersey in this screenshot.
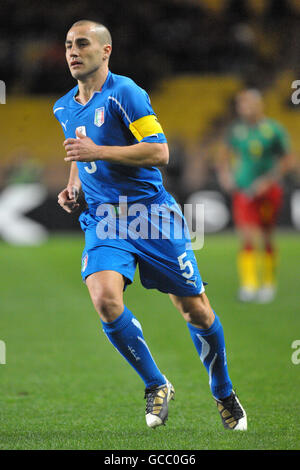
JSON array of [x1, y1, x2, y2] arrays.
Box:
[[53, 71, 167, 205]]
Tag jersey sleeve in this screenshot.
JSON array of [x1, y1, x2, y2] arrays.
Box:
[[110, 81, 167, 144]]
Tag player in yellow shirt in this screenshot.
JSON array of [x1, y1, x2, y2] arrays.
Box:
[[218, 89, 294, 302]]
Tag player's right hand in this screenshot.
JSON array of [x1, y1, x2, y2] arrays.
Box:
[[57, 185, 80, 213], [218, 170, 236, 194]]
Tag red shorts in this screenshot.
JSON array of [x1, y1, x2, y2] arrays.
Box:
[[233, 183, 283, 228]]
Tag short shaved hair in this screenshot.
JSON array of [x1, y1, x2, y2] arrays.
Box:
[[70, 20, 112, 46]]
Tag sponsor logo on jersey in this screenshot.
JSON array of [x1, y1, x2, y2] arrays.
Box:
[[94, 107, 105, 127]]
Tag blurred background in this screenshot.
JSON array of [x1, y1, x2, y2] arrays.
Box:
[[1, 0, 300, 243]]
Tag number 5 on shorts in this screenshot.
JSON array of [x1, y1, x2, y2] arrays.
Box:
[[178, 252, 194, 279]]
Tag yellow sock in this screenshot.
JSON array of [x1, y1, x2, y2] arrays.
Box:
[[261, 250, 276, 287], [237, 249, 259, 290]]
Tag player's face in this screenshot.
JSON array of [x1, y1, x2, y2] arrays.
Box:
[[65, 25, 105, 80], [236, 92, 263, 121]]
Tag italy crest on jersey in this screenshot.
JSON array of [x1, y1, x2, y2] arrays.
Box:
[[81, 253, 88, 272], [94, 107, 105, 127]]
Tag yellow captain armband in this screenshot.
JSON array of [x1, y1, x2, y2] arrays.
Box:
[[129, 115, 164, 142]]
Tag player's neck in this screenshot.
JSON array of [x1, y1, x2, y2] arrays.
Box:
[[245, 114, 264, 126], [76, 67, 109, 105]]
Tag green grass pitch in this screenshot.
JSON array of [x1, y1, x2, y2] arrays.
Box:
[[0, 231, 300, 450]]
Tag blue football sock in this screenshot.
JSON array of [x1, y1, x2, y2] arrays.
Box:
[[187, 313, 233, 400], [101, 306, 166, 389]]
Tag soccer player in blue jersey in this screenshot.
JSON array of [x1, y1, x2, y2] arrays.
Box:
[[55, 20, 247, 430]]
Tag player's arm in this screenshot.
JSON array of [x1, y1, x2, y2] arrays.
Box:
[[251, 151, 295, 196], [251, 124, 296, 196], [58, 161, 82, 213], [216, 140, 236, 193], [94, 141, 169, 167], [53, 104, 82, 213], [63, 130, 169, 167]]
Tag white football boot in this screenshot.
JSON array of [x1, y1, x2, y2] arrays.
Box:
[[215, 390, 247, 431], [256, 285, 276, 303], [144, 378, 175, 428], [238, 286, 257, 303]]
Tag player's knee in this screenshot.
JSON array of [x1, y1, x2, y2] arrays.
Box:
[[91, 291, 124, 322]]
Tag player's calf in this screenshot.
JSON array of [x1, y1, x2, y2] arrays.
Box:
[[170, 292, 248, 430], [170, 293, 214, 329]]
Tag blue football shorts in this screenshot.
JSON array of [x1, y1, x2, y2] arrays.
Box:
[[78, 189, 205, 297]]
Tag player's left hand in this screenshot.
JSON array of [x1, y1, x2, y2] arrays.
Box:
[[63, 129, 100, 162], [251, 177, 273, 197]]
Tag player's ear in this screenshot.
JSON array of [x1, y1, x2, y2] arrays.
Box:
[[103, 44, 112, 60]]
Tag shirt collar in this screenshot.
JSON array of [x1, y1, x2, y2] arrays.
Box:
[[72, 70, 111, 106]]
